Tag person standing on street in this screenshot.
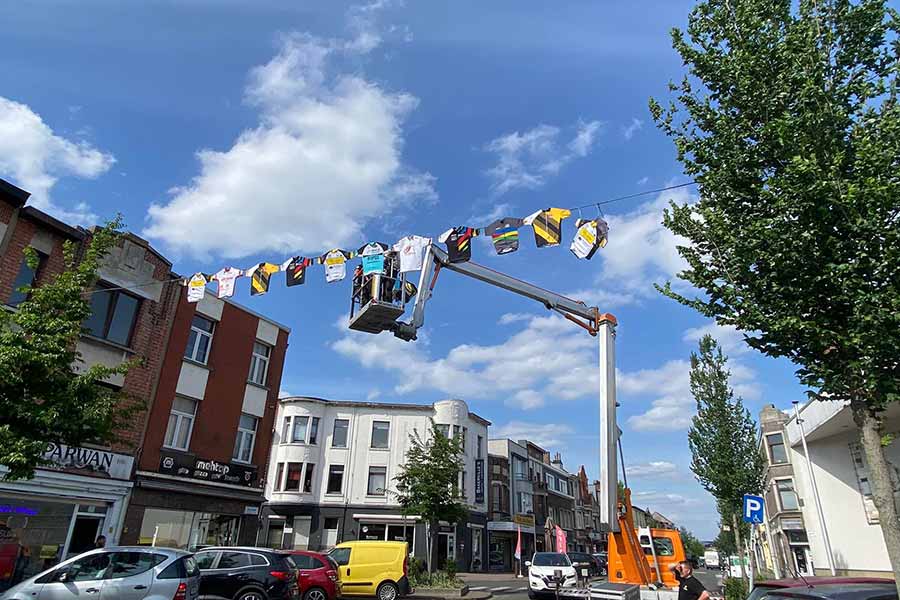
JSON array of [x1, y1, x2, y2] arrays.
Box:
[[94, 535, 106, 549], [671, 561, 710, 600]]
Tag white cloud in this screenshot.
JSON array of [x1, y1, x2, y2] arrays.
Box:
[[682, 320, 749, 356], [144, 15, 435, 259], [508, 390, 545, 410], [637, 176, 649, 185], [366, 389, 382, 401], [492, 421, 574, 449], [498, 312, 532, 325], [627, 461, 678, 479], [279, 388, 294, 399], [483, 120, 602, 197], [0, 97, 115, 225], [622, 117, 643, 141], [631, 490, 699, 508]]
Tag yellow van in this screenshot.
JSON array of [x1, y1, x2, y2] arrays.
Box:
[[328, 541, 411, 600]]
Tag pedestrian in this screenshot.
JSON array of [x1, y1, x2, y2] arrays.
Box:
[[670, 561, 709, 600], [95, 535, 106, 549]]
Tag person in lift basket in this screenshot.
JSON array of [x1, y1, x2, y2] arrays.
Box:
[[670, 560, 710, 600]]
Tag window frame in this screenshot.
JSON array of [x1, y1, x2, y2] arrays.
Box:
[[302, 463, 316, 494], [284, 462, 303, 492], [248, 341, 271, 386], [184, 315, 215, 364], [766, 433, 789, 465], [775, 477, 800, 511], [163, 396, 198, 451], [273, 463, 284, 491], [7, 250, 47, 307], [281, 415, 320, 445], [371, 421, 390, 449], [232, 413, 258, 464], [84, 283, 142, 347], [332, 418, 350, 448], [326, 464, 345, 495], [367, 466, 388, 496]]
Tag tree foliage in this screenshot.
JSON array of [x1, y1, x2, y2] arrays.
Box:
[[394, 420, 468, 571], [0, 220, 137, 480], [679, 526, 707, 559]]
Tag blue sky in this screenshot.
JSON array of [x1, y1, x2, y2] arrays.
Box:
[[1, 0, 807, 539]]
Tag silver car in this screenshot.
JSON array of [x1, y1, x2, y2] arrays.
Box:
[[1, 546, 199, 600]]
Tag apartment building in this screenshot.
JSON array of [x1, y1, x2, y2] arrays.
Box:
[[783, 400, 899, 576], [543, 453, 577, 551], [0, 178, 180, 579], [261, 397, 490, 572], [487, 439, 536, 571], [120, 292, 290, 549]]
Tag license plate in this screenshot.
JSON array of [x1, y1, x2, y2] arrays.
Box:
[[581, 569, 588, 577]]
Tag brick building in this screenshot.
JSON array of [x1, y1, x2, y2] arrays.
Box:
[[0, 178, 181, 583], [120, 292, 289, 549]]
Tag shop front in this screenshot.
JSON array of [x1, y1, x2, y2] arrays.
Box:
[[487, 519, 535, 573], [122, 453, 264, 550], [0, 444, 134, 591]]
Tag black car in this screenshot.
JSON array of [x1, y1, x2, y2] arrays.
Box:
[[766, 584, 898, 600], [193, 546, 300, 600], [566, 552, 602, 578]]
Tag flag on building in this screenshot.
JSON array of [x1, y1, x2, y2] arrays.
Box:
[[515, 525, 522, 561]]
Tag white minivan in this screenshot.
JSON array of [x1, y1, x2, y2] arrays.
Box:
[[525, 552, 577, 599]]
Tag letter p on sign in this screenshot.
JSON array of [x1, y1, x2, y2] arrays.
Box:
[[743, 494, 765, 524]]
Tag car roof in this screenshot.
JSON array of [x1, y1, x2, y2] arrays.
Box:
[[197, 546, 291, 554], [765, 583, 898, 600], [336, 541, 406, 546], [94, 546, 191, 557], [758, 579, 896, 589]]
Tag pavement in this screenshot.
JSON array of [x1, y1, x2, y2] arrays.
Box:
[[459, 573, 606, 599], [694, 568, 725, 594]]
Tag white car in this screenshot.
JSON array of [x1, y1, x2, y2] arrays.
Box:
[[526, 552, 577, 599]]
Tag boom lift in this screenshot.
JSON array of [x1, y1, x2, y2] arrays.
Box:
[[348, 243, 686, 590]]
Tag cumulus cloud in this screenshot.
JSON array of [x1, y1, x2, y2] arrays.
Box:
[[0, 97, 115, 225], [144, 9, 435, 259], [483, 120, 602, 197], [637, 176, 649, 185], [682, 321, 750, 356], [627, 461, 678, 478], [492, 421, 574, 449], [622, 117, 643, 141]]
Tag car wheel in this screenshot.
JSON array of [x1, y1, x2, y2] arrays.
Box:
[[304, 587, 328, 600], [528, 592, 537, 600], [235, 588, 267, 600], [377, 581, 399, 600]]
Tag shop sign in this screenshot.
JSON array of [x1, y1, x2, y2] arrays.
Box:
[[42, 443, 133, 480], [474, 459, 485, 504], [513, 514, 535, 528], [159, 452, 257, 487], [244, 506, 260, 515]]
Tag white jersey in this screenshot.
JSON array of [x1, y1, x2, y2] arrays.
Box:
[[323, 249, 349, 283], [213, 267, 243, 299], [392, 235, 431, 273], [187, 273, 207, 303]]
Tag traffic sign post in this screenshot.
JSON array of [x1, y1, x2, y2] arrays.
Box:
[[743, 494, 764, 524]]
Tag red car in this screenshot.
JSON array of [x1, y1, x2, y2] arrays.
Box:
[[291, 550, 341, 600]]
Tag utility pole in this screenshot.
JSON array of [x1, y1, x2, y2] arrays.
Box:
[[598, 314, 619, 533], [792, 401, 836, 576]]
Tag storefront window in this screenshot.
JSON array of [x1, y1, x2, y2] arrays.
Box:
[[0, 496, 78, 586], [359, 522, 415, 550], [138, 508, 239, 550], [360, 522, 386, 540]]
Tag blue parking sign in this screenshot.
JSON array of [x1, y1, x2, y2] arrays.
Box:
[[743, 494, 765, 523]]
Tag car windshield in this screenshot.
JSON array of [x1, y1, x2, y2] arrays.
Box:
[[329, 548, 351, 566], [746, 585, 781, 600], [533, 553, 571, 567]]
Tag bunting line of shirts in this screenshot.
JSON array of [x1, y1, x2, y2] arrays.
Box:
[[185, 207, 609, 303]]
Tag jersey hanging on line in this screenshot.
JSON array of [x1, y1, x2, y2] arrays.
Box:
[[358, 242, 389, 275], [484, 217, 525, 255], [282, 257, 311, 287], [322, 249, 352, 283], [438, 226, 477, 263], [248, 262, 280, 295], [187, 273, 208, 303], [212, 267, 243, 299], [524, 207, 572, 248], [392, 235, 431, 273], [570, 218, 609, 260]]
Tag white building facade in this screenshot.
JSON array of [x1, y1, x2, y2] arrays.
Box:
[[785, 400, 900, 576], [260, 397, 490, 571]]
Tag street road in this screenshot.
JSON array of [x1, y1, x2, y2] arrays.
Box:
[[695, 568, 725, 594]]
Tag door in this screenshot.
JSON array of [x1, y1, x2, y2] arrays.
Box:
[[293, 517, 312, 550], [470, 528, 483, 572], [437, 533, 455, 569], [67, 516, 103, 558], [101, 551, 160, 600], [323, 519, 340, 549], [38, 552, 111, 600], [207, 551, 254, 599], [329, 548, 361, 596], [792, 546, 812, 576]]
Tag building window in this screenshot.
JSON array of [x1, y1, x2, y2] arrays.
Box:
[[332, 419, 349, 447], [7, 251, 47, 307], [303, 464, 315, 493], [232, 413, 258, 463], [284, 463, 302, 491], [767, 433, 788, 464], [367, 466, 387, 495], [517, 492, 534, 514], [327, 465, 345, 494], [282, 415, 320, 444], [461, 427, 467, 450], [436, 424, 450, 438], [477, 435, 483, 459], [184, 315, 214, 364], [83, 284, 141, 346], [777, 479, 799, 510], [273, 463, 284, 491], [248, 342, 271, 385], [513, 456, 528, 480], [371, 421, 390, 449], [164, 397, 197, 451], [460, 470, 467, 496]]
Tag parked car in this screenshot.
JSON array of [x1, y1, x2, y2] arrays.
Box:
[[290, 551, 340, 600], [747, 578, 896, 600], [566, 552, 601, 577], [525, 552, 576, 599], [193, 546, 300, 600], [1, 546, 199, 600], [592, 553, 608, 576], [328, 541, 410, 600], [762, 583, 898, 600]]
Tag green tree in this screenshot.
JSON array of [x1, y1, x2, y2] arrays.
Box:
[[679, 526, 707, 561], [0, 220, 137, 480], [650, 0, 900, 584], [394, 420, 468, 573], [686, 335, 764, 585], [714, 527, 737, 557]]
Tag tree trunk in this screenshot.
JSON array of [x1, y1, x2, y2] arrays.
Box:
[[732, 512, 748, 588], [425, 522, 433, 574], [852, 402, 900, 594]]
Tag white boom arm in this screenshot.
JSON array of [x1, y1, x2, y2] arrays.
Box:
[[392, 243, 620, 532]]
